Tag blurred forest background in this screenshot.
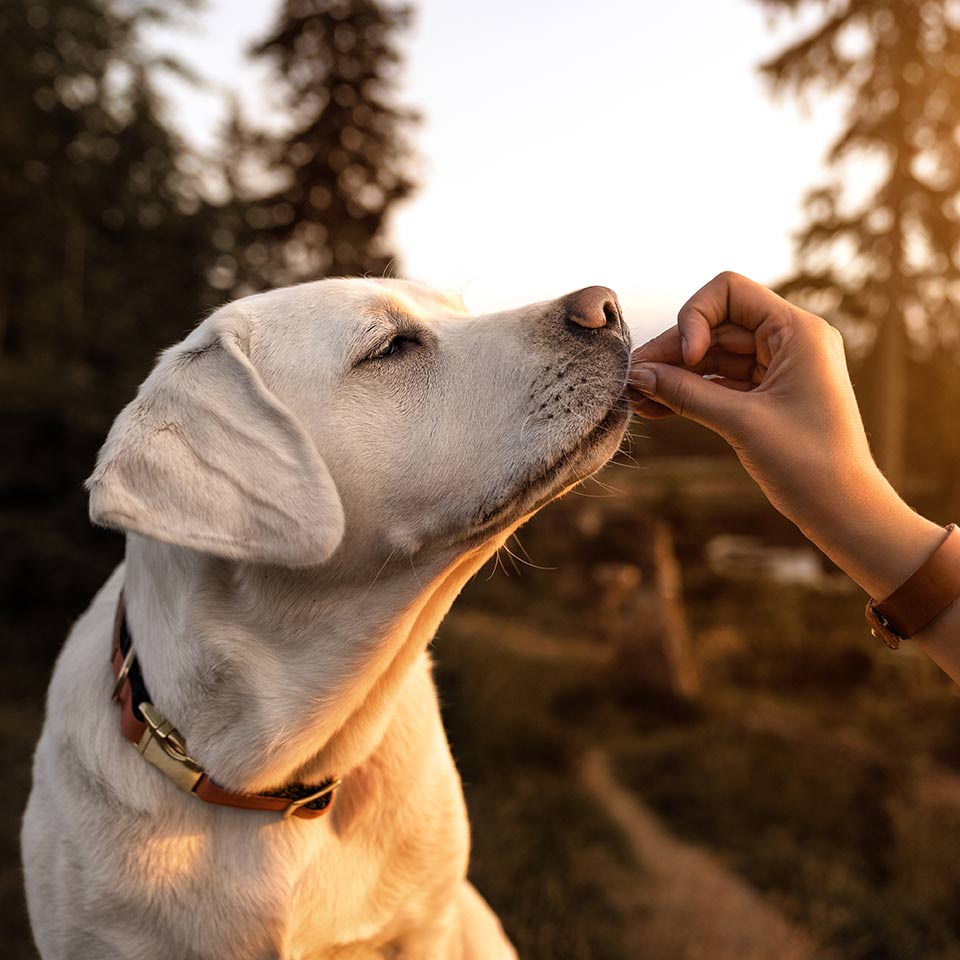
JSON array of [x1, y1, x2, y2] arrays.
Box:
[[4, 0, 960, 958]]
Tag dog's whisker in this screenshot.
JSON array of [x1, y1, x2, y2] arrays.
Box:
[[406, 550, 425, 592], [587, 473, 625, 496], [503, 547, 523, 577], [612, 450, 642, 470], [485, 546, 509, 580], [509, 533, 551, 570], [361, 548, 399, 601], [500, 539, 555, 572], [518, 411, 535, 446]]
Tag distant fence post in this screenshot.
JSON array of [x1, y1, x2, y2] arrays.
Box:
[[651, 519, 700, 699], [604, 519, 701, 701]]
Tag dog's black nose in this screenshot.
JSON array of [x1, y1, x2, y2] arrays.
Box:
[[563, 286, 622, 333]]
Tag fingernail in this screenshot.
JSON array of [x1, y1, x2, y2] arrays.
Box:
[[680, 334, 688, 364], [628, 364, 656, 397]]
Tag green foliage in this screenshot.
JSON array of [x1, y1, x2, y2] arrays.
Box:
[[215, 0, 417, 293], [756, 0, 960, 489], [0, 0, 221, 671], [0, 0, 418, 664], [0, 0, 216, 376], [435, 615, 632, 960], [0, 1, 416, 946]]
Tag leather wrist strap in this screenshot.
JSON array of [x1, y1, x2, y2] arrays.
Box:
[[866, 523, 960, 649]]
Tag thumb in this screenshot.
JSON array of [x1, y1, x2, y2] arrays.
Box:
[[628, 361, 743, 434]]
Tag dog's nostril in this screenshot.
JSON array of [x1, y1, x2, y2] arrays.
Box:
[[563, 286, 621, 332], [602, 301, 620, 329]]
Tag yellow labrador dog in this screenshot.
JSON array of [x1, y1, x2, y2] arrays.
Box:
[[22, 278, 631, 959]]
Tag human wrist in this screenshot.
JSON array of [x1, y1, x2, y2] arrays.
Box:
[[802, 465, 945, 600]]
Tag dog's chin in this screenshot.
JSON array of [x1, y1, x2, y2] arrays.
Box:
[[462, 394, 631, 544]]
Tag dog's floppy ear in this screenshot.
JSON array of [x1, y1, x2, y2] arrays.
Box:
[[86, 306, 345, 566]]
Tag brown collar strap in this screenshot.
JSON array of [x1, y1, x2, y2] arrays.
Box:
[[111, 591, 340, 819]]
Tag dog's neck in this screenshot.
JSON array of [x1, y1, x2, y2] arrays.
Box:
[[121, 531, 510, 794]]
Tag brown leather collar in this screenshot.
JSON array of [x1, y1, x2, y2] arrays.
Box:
[[111, 591, 339, 820]]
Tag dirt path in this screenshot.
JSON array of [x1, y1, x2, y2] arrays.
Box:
[[455, 609, 840, 957], [580, 748, 835, 960]]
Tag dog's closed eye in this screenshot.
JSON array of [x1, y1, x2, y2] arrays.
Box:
[[364, 334, 420, 362]]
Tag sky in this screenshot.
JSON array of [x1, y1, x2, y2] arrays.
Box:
[[147, 0, 847, 343]]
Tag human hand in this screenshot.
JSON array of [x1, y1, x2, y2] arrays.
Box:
[[628, 272, 942, 599]]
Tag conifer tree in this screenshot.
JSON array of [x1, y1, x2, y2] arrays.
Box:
[[209, 96, 269, 297], [757, 0, 960, 489], [0, 0, 212, 386], [225, 0, 416, 291], [0, 0, 217, 654]]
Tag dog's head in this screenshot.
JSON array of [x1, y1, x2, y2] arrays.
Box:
[[87, 278, 631, 568]]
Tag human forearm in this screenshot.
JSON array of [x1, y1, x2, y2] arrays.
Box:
[[916, 598, 960, 685], [793, 465, 945, 602], [630, 273, 960, 685], [794, 470, 960, 682]]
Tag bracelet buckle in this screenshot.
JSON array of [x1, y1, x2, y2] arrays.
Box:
[[865, 600, 903, 650]]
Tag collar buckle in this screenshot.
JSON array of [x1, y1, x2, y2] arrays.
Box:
[[112, 589, 340, 818], [282, 778, 343, 819], [137, 701, 204, 794]]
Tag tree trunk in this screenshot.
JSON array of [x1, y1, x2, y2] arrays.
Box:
[[63, 205, 86, 359], [872, 304, 906, 492], [873, 139, 908, 493], [0, 275, 9, 359]]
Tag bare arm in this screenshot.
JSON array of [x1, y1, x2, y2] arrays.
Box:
[[628, 272, 960, 682]]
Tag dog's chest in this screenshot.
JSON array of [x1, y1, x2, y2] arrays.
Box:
[[26, 570, 474, 958], [45, 789, 465, 960], [170, 808, 468, 958]]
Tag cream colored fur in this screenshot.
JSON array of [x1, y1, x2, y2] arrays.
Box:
[[21, 278, 631, 959]]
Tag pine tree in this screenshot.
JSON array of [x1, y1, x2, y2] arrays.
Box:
[[0, 0, 218, 657], [756, 0, 960, 490], [0, 0, 115, 361], [209, 96, 269, 298], [224, 0, 417, 292], [0, 0, 213, 384]]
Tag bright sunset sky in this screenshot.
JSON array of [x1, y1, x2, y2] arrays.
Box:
[[148, 0, 846, 342]]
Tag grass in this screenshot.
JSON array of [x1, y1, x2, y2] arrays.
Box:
[[615, 719, 960, 959], [8, 450, 960, 959], [434, 613, 635, 960], [453, 472, 960, 959]]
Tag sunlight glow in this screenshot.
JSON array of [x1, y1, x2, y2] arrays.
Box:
[[146, 0, 849, 342]]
